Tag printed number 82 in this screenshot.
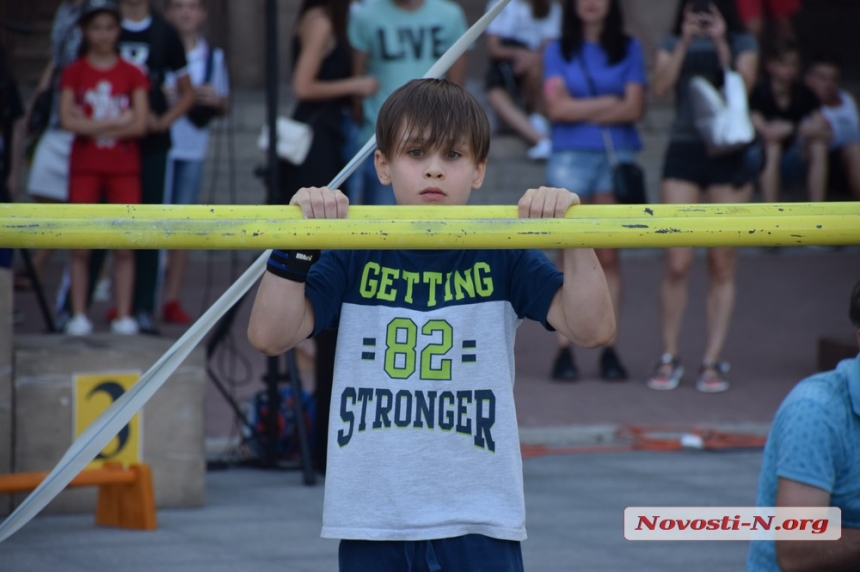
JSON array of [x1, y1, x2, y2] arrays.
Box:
[[384, 318, 452, 380]]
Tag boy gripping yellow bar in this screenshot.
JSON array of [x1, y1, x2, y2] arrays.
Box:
[[1, 202, 858, 249]]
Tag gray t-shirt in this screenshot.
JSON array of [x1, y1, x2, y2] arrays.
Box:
[[661, 33, 758, 142], [305, 248, 563, 541]]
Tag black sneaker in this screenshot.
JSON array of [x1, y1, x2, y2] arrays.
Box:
[[599, 346, 628, 381], [135, 310, 160, 336], [551, 347, 579, 382]]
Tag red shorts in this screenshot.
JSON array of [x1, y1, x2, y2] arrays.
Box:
[[68, 173, 141, 204], [736, 0, 801, 22]]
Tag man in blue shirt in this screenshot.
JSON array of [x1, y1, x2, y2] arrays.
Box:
[[747, 280, 860, 571]]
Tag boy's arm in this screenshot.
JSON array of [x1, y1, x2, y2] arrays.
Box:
[[248, 186, 349, 356], [775, 478, 860, 572], [248, 273, 317, 355], [518, 187, 615, 347], [151, 73, 194, 133]]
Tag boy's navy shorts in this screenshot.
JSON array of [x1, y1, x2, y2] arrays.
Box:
[[339, 534, 524, 572]]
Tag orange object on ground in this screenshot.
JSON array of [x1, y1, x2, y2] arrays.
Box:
[[0, 461, 157, 531]]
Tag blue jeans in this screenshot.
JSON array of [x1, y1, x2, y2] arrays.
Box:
[[166, 158, 205, 205], [339, 534, 524, 572]]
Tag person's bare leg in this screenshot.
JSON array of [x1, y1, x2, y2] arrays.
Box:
[[163, 249, 188, 303], [592, 192, 621, 344], [760, 141, 782, 202], [840, 142, 860, 200], [659, 179, 700, 358], [70, 249, 90, 317], [113, 249, 135, 319], [522, 64, 546, 117], [702, 183, 753, 363], [487, 88, 542, 145], [806, 139, 829, 202]]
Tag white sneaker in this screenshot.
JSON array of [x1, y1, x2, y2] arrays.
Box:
[[65, 314, 93, 336], [111, 316, 139, 335], [93, 278, 112, 302], [529, 113, 550, 138], [526, 138, 552, 161]]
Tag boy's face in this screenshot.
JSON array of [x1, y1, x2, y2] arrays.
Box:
[[167, 0, 206, 35], [374, 124, 486, 206], [766, 51, 800, 85], [806, 63, 840, 103]]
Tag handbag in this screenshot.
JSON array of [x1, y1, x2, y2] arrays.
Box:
[[257, 116, 315, 166], [579, 57, 648, 204], [689, 69, 755, 156], [186, 46, 220, 129]]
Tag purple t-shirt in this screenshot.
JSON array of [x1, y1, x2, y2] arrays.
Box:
[[543, 37, 646, 152]]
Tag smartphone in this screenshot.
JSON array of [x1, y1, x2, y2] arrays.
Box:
[[691, 0, 711, 13]]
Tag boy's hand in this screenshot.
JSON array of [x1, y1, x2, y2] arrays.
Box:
[[290, 186, 349, 219], [518, 186, 580, 219]]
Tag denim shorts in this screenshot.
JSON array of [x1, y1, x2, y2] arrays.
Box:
[[166, 158, 205, 205], [339, 534, 524, 572], [547, 148, 637, 199]]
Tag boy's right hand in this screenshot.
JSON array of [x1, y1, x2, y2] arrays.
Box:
[[289, 186, 349, 219]]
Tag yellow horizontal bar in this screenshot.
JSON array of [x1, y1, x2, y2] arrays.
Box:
[[0, 203, 858, 250], [2, 202, 859, 220]]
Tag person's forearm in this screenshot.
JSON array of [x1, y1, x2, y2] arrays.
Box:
[[248, 272, 314, 356], [547, 95, 620, 123], [157, 78, 196, 129], [777, 527, 860, 572], [61, 115, 122, 137], [34, 61, 55, 96], [447, 54, 467, 86], [714, 36, 732, 69], [293, 77, 367, 101], [557, 248, 615, 347], [652, 42, 689, 98], [8, 118, 25, 195], [100, 119, 147, 140], [591, 95, 645, 125]]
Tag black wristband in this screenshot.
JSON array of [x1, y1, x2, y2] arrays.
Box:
[[267, 249, 321, 283]]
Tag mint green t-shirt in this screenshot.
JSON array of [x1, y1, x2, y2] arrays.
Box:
[[348, 0, 468, 144]]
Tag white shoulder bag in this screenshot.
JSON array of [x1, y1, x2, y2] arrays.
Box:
[[689, 69, 754, 156], [257, 116, 315, 166]]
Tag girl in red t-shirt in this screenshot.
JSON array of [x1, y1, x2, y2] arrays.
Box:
[[59, 0, 149, 336]]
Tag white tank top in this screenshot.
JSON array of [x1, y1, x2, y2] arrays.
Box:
[[821, 90, 860, 150]]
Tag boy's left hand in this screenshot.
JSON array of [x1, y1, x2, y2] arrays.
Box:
[[518, 186, 580, 219]]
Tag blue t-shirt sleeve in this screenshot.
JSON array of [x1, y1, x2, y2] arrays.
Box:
[[304, 251, 348, 336], [772, 397, 842, 494], [624, 38, 647, 86], [507, 250, 563, 329]]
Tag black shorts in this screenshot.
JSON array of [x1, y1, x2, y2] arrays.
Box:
[[485, 38, 530, 96], [662, 140, 758, 188]]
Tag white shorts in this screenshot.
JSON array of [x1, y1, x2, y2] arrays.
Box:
[[27, 129, 74, 202]]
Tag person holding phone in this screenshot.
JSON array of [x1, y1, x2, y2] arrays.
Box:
[[648, 0, 758, 393]]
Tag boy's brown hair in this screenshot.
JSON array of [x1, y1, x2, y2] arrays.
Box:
[[376, 78, 490, 164]]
